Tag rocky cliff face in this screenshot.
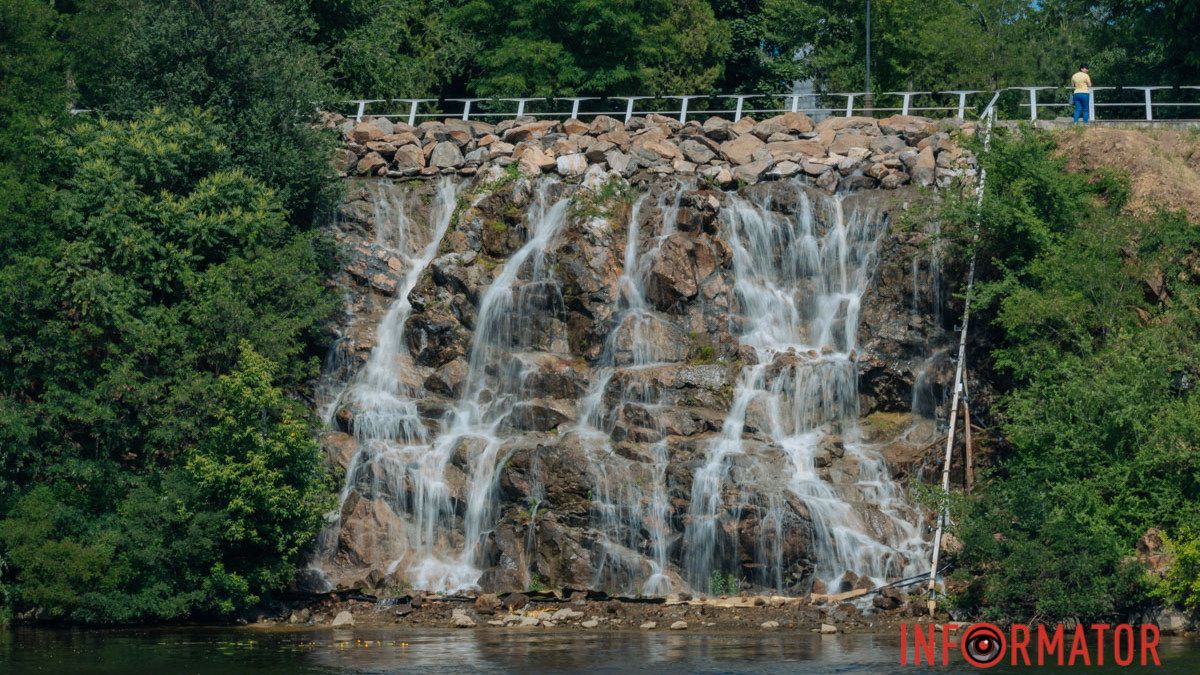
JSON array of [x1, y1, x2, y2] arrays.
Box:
[[308, 112, 966, 598]]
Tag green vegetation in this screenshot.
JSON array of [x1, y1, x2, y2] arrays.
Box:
[[1155, 530, 1200, 614], [308, 1, 1197, 100], [709, 570, 739, 595], [0, 109, 335, 622], [943, 128, 1200, 622], [0, 1, 337, 622], [1, 0, 1198, 629]]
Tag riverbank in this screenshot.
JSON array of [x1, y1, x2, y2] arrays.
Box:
[[255, 588, 943, 635]]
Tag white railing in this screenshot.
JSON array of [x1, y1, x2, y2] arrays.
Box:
[[341, 86, 1200, 125]]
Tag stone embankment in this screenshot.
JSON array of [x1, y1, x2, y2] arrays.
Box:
[[325, 110, 976, 191], [259, 587, 922, 634]]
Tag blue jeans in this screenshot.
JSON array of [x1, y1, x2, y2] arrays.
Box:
[[1072, 93, 1090, 123]]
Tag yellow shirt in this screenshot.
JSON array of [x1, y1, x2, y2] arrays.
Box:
[[1072, 72, 1092, 94]]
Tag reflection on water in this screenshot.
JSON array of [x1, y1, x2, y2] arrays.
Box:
[[1, 627, 1198, 674]]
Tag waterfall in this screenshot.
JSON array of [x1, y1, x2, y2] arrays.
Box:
[[575, 184, 687, 595], [403, 182, 571, 590], [317, 174, 931, 598], [682, 182, 926, 593]]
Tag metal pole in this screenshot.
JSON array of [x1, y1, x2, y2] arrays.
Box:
[[865, 0, 873, 112], [926, 107, 994, 616], [613, 97, 649, 123]]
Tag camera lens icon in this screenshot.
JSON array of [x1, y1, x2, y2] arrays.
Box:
[[961, 623, 1006, 667]]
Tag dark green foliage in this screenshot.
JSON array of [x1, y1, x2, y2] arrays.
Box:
[[450, 0, 729, 97], [0, 109, 335, 622], [948, 129, 1200, 621], [68, 0, 338, 220], [311, 0, 475, 97]]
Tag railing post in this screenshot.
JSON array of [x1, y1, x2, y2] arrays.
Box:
[[447, 98, 488, 121], [394, 99, 437, 126], [1012, 87, 1055, 121], [1085, 87, 1116, 121], [613, 97, 651, 123], [1128, 87, 1171, 121], [721, 95, 761, 122], [665, 96, 703, 123], [942, 90, 982, 120], [885, 92, 930, 116], [348, 99, 382, 123], [555, 97, 600, 120], [832, 93, 866, 117], [498, 98, 545, 119], [980, 90, 1004, 121]]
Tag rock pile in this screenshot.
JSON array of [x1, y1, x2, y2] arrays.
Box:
[[327, 111, 976, 191]]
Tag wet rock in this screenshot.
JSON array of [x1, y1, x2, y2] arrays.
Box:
[[475, 593, 502, 615], [508, 399, 573, 431], [503, 592, 530, 610], [872, 587, 907, 611], [331, 611, 355, 627], [322, 431, 357, 472], [425, 358, 469, 398], [449, 609, 477, 628], [818, 623, 837, 634]]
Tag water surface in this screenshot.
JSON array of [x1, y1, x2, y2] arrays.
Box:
[[2, 627, 1198, 674]]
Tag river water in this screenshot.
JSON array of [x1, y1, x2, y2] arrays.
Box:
[[2, 627, 1198, 674]]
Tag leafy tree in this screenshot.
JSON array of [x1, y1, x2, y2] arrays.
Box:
[[452, 0, 729, 97], [67, 0, 337, 220], [0, 109, 334, 622], [312, 0, 475, 97], [0, 0, 67, 261], [946, 129, 1200, 621], [185, 343, 332, 610]]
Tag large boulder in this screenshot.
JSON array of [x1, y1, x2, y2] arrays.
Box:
[[430, 141, 465, 169], [720, 134, 766, 165]]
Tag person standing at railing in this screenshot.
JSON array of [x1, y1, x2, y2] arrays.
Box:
[[1071, 64, 1093, 124]]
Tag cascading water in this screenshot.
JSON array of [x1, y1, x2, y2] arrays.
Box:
[[309, 178, 461, 586], [317, 173, 932, 599], [318, 179, 571, 592], [402, 181, 570, 590], [683, 182, 927, 593], [574, 185, 686, 595]]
